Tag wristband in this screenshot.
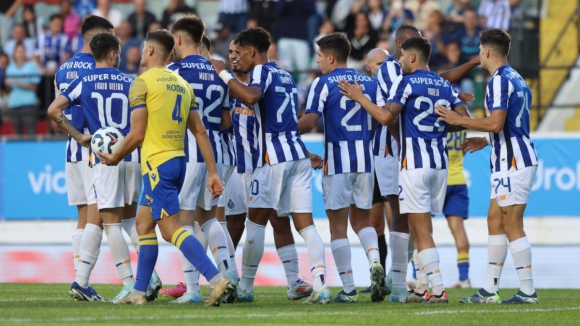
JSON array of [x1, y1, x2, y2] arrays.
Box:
[[219, 70, 233, 84]]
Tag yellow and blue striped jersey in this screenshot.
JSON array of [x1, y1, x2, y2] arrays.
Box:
[[129, 67, 197, 175], [447, 130, 466, 185]]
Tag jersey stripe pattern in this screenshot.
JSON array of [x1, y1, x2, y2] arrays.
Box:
[[221, 127, 236, 166], [374, 55, 400, 157], [170, 55, 227, 164], [485, 65, 538, 172], [249, 62, 308, 165], [55, 52, 94, 162], [62, 67, 139, 163], [306, 68, 383, 175], [231, 73, 260, 173], [388, 69, 463, 170]]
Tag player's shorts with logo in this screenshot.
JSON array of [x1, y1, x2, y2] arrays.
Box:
[[139, 157, 186, 221], [66, 161, 96, 206], [490, 166, 537, 207], [399, 168, 447, 215], [218, 164, 236, 208], [224, 171, 252, 215], [249, 158, 312, 217], [178, 162, 223, 211], [322, 172, 374, 210], [443, 184, 469, 218]]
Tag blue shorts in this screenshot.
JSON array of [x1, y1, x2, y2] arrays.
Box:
[[443, 184, 469, 219], [139, 157, 186, 221]]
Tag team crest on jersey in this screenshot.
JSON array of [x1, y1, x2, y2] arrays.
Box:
[[227, 199, 235, 209]]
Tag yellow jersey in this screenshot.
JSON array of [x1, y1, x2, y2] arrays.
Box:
[[447, 130, 467, 185], [129, 67, 197, 175]]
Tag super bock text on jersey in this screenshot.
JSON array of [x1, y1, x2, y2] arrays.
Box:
[[485, 65, 538, 172], [55, 52, 95, 162], [388, 70, 463, 170], [249, 62, 308, 165], [306, 68, 383, 175], [170, 55, 228, 164], [61, 68, 138, 163]]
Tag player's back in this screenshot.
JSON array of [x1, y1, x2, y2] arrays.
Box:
[[129, 67, 194, 173], [55, 52, 95, 162], [388, 69, 462, 170], [374, 55, 401, 157], [249, 62, 307, 165], [485, 65, 537, 171]]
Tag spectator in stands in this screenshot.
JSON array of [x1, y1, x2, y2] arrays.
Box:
[[454, 9, 483, 61], [148, 21, 163, 32], [438, 42, 475, 108], [478, 0, 511, 31], [61, 0, 81, 41], [74, 0, 96, 19], [446, 0, 474, 25], [405, 0, 440, 32], [218, 0, 249, 34], [0, 0, 21, 49], [211, 23, 234, 63], [0, 53, 9, 124], [248, 0, 279, 41], [424, 10, 449, 71], [92, 0, 122, 28], [312, 19, 335, 69], [366, 0, 385, 33], [34, 14, 69, 74], [161, 0, 196, 30], [4, 43, 41, 136], [347, 11, 378, 70], [3, 24, 36, 60], [128, 0, 157, 41], [277, 0, 317, 85], [65, 32, 84, 56], [382, 0, 414, 34], [119, 45, 140, 76], [117, 21, 141, 67], [22, 5, 43, 41]]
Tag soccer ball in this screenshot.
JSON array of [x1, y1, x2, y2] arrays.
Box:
[[91, 126, 125, 160]]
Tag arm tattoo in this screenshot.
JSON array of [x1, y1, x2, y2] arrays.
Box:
[[54, 113, 83, 141], [454, 104, 471, 118]]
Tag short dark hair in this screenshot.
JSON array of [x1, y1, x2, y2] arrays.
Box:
[[81, 15, 114, 37], [171, 15, 205, 45], [480, 28, 511, 57], [395, 25, 420, 40], [401, 37, 431, 63], [201, 34, 211, 50], [90, 32, 121, 61], [146, 29, 175, 56], [234, 27, 270, 53], [49, 14, 63, 22], [316, 32, 351, 63]]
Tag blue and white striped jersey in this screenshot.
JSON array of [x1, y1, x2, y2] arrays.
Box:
[[61, 67, 139, 163], [306, 68, 382, 175], [479, 0, 511, 31], [55, 52, 94, 162], [485, 65, 538, 172], [388, 69, 463, 170], [36, 32, 69, 67], [221, 127, 236, 167], [65, 33, 84, 55], [231, 73, 261, 173], [249, 62, 308, 165], [170, 55, 228, 164], [374, 55, 401, 158]]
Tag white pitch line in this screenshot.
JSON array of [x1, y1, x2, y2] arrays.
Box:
[[414, 306, 580, 315]]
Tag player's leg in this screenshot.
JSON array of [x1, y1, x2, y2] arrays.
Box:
[[369, 174, 387, 273], [66, 162, 89, 274], [216, 164, 239, 281], [443, 185, 471, 288]]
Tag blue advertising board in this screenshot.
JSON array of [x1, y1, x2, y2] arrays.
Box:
[[1, 136, 579, 219]]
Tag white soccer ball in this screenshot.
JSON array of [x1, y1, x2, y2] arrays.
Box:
[[91, 126, 125, 160]]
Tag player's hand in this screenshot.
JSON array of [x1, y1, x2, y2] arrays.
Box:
[[461, 137, 488, 154], [309, 152, 323, 170], [98, 151, 120, 166], [77, 134, 93, 148], [458, 92, 475, 103], [208, 58, 226, 75], [435, 104, 462, 125], [207, 173, 224, 199], [338, 79, 365, 103]]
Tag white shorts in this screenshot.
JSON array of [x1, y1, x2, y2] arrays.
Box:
[[93, 162, 126, 209], [322, 172, 374, 210], [399, 169, 447, 215], [374, 155, 399, 196], [218, 165, 236, 208], [178, 162, 223, 211], [66, 161, 96, 206], [249, 159, 312, 217], [224, 171, 252, 215], [124, 162, 141, 204], [490, 166, 537, 207]]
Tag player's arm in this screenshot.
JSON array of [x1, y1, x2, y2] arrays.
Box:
[[47, 95, 91, 146], [338, 79, 402, 126], [208, 58, 263, 107], [439, 56, 480, 84], [221, 109, 232, 130], [298, 78, 323, 134], [436, 107, 506, 133], [298, 113, 320, 134], [446, 104, 472, 132]]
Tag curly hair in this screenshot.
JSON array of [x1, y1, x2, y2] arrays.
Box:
[[233, 27, 271, 53]]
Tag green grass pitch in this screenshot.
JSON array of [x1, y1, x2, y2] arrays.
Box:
[[0, 284, 579, 325]]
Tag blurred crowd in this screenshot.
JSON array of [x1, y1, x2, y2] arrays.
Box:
[[0, 0, 522, 136]]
